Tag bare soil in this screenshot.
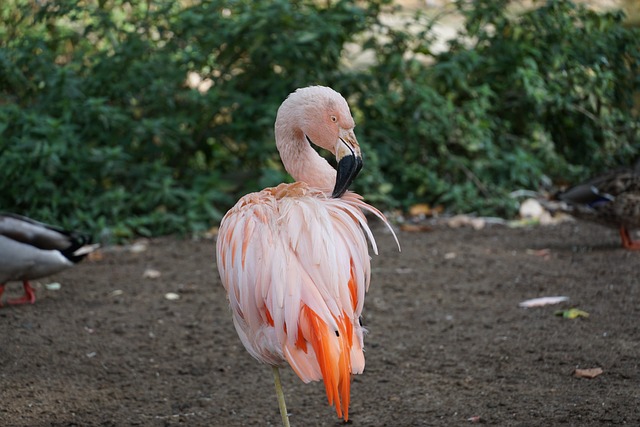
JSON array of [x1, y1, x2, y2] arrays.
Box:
[[1, 220, 639, 426]]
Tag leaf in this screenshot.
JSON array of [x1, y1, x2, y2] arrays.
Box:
[[447, 215, 486, 230], [164, 292, 180, 301], [519, 296, 568, 308], [44, 282, 62, 291], [400, 224, 433, 232], [555, 308, 589, 319], [574, 367, 603, 379], [143, 268, 161, 279], [408, 203, 442, 217], [525, 248, 551, 258]]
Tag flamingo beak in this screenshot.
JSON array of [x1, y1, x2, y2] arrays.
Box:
[[332, 129, 363, 198]]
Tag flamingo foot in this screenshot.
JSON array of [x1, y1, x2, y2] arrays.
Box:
[[6, 281, 36, 306], [619, 227, 640, 251]]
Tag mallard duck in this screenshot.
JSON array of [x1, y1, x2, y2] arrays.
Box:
[[0, 213, 98, 306], [556, 165, 640, 250]]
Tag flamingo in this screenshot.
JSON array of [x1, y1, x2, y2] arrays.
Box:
[[0, 213, 98, 306], [216, 86, 399, 425]]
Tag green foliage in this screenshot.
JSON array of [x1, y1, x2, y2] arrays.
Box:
[[349, 0, 640, 216], [1, 0, 639, 238], [0, 0, 386, 238]]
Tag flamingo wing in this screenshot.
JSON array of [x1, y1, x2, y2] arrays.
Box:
[[216, 182, 392, 419]]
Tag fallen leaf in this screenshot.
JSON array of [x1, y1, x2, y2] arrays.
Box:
[[408, 203, 442, 217], [574, 367, 603, 379], [519, 296, 569, 308], [129, 241, 148, 253], [45, 282, 62, 291], [408, 203, 432, 217], [507, 218, 540, 228], [555, 308, 589, 319], [526, 248, 551, 258], [164, 292, 180, 301], [87, 250, 104, 261], [444, 252, 456, 260], [143, 268, 161, 279], [447, 214, 485, 230], [400, 224, 433, 232], [467, 415, 482, 423]]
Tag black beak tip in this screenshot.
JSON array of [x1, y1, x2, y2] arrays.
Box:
[[332, 155, 363, 198]]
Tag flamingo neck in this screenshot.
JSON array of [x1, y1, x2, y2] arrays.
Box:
[[275, 127, 336, 193]]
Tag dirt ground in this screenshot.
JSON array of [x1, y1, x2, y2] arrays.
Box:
[[1, 218, 639, 426]]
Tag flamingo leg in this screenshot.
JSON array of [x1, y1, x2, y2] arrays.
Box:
[[0, 284, 4, 307], [272, 366, 291, 427], [619, 226, 640, 250], [6, 281, 36, 306]]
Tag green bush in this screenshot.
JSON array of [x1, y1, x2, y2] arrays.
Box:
[[0, 0, 386, 239], [349, 0, 640, 215], [0, 0, 638, 238]]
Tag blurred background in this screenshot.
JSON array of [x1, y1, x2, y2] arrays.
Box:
[[1, 0, 638, 241]]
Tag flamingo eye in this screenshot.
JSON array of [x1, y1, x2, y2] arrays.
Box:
[[330, 115, 337, 123]]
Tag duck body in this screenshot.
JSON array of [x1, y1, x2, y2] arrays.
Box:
[[0, 213, 96, 305], [557, 166, 640, 249]]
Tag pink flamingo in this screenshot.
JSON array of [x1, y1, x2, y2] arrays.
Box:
[[216, 86, 399, 425]]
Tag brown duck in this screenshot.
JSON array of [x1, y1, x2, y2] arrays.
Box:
[[557, 164, 640, 250]]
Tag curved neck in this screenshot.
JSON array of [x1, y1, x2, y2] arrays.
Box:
[[275, 122, 336, 193]]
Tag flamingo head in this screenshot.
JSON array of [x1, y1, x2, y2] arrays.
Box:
[[278, 86, 363, 198]]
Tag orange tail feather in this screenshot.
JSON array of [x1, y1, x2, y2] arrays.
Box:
[[300, 305, 354, 421]]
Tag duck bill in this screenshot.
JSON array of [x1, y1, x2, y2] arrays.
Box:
[[332, 130, 363, 198]]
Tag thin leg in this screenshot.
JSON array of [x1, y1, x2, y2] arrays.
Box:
[[619, 226, 640, 251], [0, 284, 4, 307], [7, 281, 36, 305], [272, 366, 291, 427]]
